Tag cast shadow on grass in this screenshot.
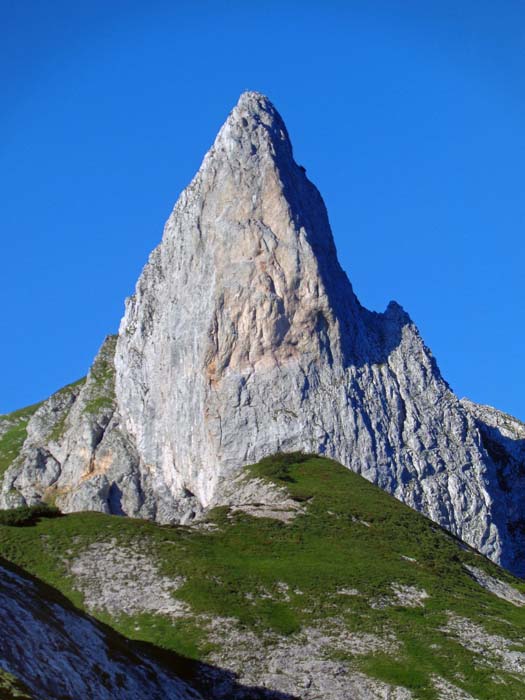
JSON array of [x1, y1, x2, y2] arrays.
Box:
[[0, 556, 297, 700]]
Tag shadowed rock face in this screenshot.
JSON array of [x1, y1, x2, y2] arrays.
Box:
[[461, 400, 525, 577], [1, 91, 523, 573], [0, 557, 203, 700]]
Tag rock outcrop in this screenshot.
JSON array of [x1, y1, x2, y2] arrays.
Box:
[[1, 91, 524, 574], [461, 400, 525, 575]]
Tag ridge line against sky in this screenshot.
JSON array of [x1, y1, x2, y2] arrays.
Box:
[[1, 0, 524, 419]]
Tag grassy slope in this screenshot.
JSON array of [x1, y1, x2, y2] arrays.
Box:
[[1, 453, 525, 698]]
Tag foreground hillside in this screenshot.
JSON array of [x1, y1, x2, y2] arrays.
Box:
[[1, 453, 525, 699], [0, 554, 203, 699]]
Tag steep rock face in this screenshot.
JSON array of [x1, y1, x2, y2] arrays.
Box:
[[0, 92, 521, 573], [114, 92, 508, 565], [0, 557, 202, 700]]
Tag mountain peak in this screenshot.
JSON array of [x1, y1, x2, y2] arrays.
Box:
[[211, 91, 292, 166], [2, 93, 523, 580], [234, 89, 274, 110], [229, 90, 283, 127]]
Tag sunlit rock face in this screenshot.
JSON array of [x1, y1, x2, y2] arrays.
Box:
[[3, 92, 523, 573], [113, 92, 508, 566]]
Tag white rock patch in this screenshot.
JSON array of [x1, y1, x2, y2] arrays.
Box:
[[212, 474, 305, 523], [337, 587, 360, 596], [464, 564, 525, 607], [443, 613, 525, 674], [206, 616, 407, 700], [371, 584, 429, 609], [431, 675, 476, 700], [70, 540, 188, 619]]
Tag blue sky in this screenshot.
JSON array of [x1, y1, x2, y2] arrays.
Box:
[[1, 1, 524, 419]]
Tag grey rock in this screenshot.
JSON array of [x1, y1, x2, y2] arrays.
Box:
[[2, 91, 524, 576], [431, 675, 477, 700], [0, 557, 202, 699], [2, 338, 148, 518], [461, 398, 525, 575], [464, 564, 525, 606], [370, 584, 429, 610], [70, 539, 189, 619], [113, 92, 510, 566], [442, 612, 525, 674], [212, 471, 305, 522], [204, 616, 410, 700]]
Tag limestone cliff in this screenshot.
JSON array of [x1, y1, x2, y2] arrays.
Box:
[[1, 92, 523, 574]]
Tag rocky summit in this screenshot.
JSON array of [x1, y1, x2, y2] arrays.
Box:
[[1, 91, 524, 576]]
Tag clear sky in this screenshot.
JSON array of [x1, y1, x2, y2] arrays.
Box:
[[2, 1, 524, 419]]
